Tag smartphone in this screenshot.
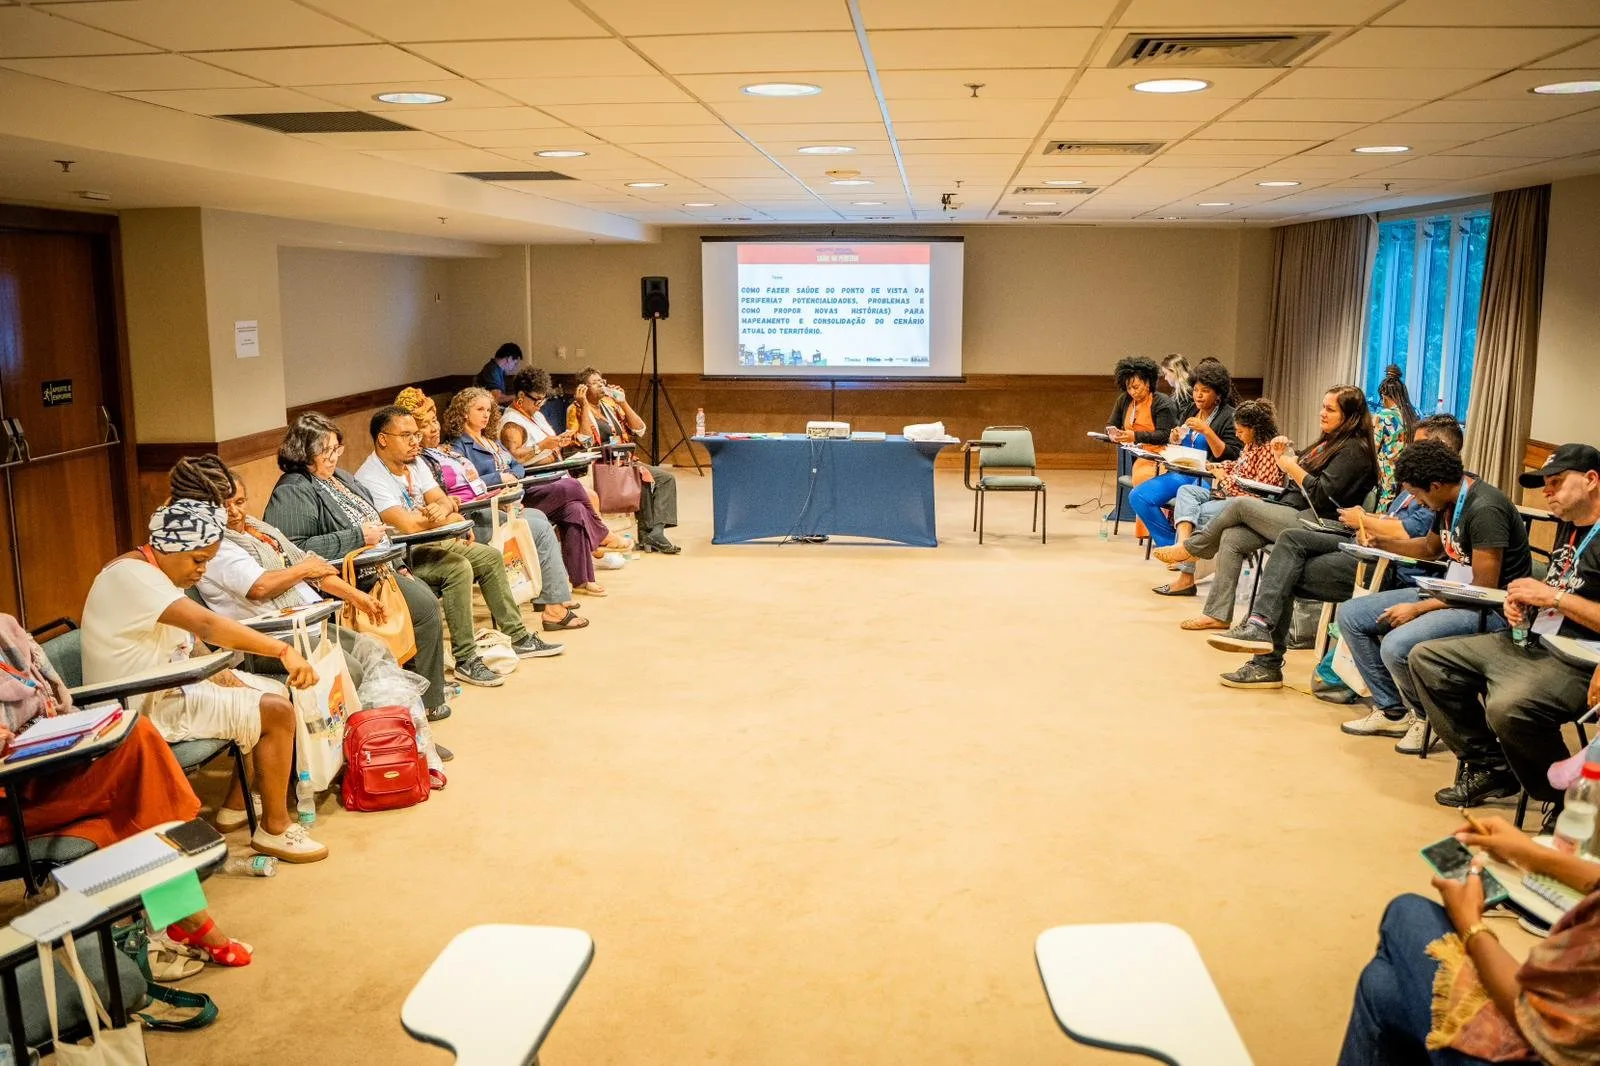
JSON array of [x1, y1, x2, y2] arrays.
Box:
[[1421, 836, 1509, 907]]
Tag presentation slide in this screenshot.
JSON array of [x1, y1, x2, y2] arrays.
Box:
[[701, 238, 964, 379]]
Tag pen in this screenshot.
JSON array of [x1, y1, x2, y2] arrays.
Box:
[[1460, 807, 1487, 835]]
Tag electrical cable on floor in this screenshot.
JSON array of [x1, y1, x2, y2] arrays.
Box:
[[1060, 465, 1112, 513], [780, 437, 825, 545]]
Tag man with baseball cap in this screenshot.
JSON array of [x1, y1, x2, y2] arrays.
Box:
[[1408, 443, 1600, 822]]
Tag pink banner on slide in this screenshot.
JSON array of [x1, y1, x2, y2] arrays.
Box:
[[736, 243, 930, 265]]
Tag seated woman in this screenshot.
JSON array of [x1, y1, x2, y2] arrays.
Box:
[[395, 387, 586, 631], [0, 612, 251, 966], [262, 413, 453, 712], [1152, 399, 1282, 597], [1128, 359, 1243, 559], [450, 382, 622, 597], [1155, 385, 1380, 630], [1105, 356, 1178, 537], [1339, 813, 1600, 1064], [82, 499, 328, 865]]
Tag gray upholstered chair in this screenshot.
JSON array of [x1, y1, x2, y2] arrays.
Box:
[[962, 426, 1047, 544]]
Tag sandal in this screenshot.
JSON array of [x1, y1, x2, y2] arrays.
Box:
[[429, 769, 447, 791], [165, 919, 253, 967], [1180, 616, 1230, 631], [1152, 545, 1192, 566], [574, 582, 607, 597], [542, 609, 590, 631]]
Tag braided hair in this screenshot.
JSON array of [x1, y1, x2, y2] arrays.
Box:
[[168, 454, 234, 507]]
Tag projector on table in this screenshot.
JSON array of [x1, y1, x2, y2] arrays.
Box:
[[806, 421, 851, 439]]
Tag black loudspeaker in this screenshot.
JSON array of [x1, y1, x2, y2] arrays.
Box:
[[641, 276, 670, 320]]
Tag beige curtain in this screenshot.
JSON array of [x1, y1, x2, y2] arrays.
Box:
[[1263, 215, 1377, 446], [1462, 185, 1549, 492]]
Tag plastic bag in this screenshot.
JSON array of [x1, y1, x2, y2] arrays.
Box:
[[354, 649, 444, 778]]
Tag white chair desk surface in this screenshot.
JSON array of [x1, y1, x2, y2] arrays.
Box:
[[1036, 923, 1254, 1066], [403, 924, 592, 1066]]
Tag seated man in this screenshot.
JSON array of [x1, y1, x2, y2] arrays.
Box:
[[1336, 439, 1531, 751], [1204, 415, 1461, 691], [354, 405, 561, 687], [1412, 443, 1600, 813], [81, 498, 328, 865], [475, 342, 523, 406], [567, 365, 681, 554]]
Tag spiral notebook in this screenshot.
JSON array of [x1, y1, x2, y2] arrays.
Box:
[[1523, 872, 1585, 914], [52, 833, 179, 896]]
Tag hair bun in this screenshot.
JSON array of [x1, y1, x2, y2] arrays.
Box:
[[1383, 364, 1403, 382]]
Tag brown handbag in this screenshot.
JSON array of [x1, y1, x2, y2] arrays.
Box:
[[593, 460, 643, 513], [341, 547, 417, 664]]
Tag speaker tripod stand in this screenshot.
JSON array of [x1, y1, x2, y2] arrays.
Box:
[[633, 315, 704, 475]]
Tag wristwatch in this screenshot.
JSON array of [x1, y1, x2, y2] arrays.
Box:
[[1462, 922, 1498, 946]]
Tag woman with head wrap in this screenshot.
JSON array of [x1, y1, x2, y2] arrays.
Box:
[[81, 498, 331, 872]]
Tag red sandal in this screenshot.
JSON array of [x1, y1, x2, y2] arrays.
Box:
[[164, 919, 253, 967]]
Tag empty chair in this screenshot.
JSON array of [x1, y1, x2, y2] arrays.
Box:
[[963, 426, 1047, 544]]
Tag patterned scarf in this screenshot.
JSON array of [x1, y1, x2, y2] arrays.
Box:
[[148, 498, 224, 552]]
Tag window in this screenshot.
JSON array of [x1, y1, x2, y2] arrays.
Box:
[[1362, 206, 1490, 420]]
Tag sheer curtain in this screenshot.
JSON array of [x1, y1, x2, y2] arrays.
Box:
[[1462, 185, 1550, 491], [1263, 215, 1378, 446]]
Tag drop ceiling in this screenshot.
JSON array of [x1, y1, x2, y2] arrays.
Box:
[[0, 0, 1597, 241]]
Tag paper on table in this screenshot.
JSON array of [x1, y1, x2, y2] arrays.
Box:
[[141, 870, 206, 929], [9, 889, 107, 943], [53, 834, 178, 895], [1415, 577, 1503, 600], [8, 703, 120, 747]]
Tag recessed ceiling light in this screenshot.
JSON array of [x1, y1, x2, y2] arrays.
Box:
[[1041, 179, 1085, 186], [830, 178, 873, 186], [625, 181, 667, 188], [1352, 145, 1410, 154], [741, 82, 822, 97], [1256, 180, 1300, 187], [1023, 201, 1057, 206], [1196, 201, 1232, 207], [373, 91, 449, 105], [798, 145, 854, 155], [851, 200, 885, 206], [1132, 78, 1210, 94], [536, 149, 587, 158], [682, 201, 716, 207], [1531, 80, 1600, 95]]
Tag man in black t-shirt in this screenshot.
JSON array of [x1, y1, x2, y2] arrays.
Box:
[[475, 342, 523, 405], [1332, 439, 1532, 752], [1411, 442, 1600, 815]]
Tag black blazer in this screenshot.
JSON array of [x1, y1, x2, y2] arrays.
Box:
[[1107, 392, 1179, 446], [1174, 401, 1243, 462], [1280, 439, 1379, 517], [263, 469, 378, 561]]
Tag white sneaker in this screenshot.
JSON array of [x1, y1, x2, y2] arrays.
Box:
[[597, 552, 627, 570], [1340, 707, 1412, 737], [1395, 714, 1445, 755], [214, 793, 263, 832], [251, 823, 329, 864]]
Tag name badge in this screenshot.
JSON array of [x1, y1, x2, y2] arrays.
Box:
[[1532, 606, 1563, 636], [1445, 561, 1473, 584]]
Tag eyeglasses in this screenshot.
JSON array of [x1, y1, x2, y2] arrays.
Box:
[[317, 445, 345, 462], [382, 430, 423, 442]]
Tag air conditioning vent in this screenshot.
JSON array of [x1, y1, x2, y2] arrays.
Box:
[[1111, 32, 1326, 68], [998, 209, 1064, 219], [456, 170, 575, 181], [222, 111, 413, 134], [1012, 185, 1098, 195], [1043, 141, 1162, 156]]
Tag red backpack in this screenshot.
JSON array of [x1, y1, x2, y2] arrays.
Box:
[[341, 707, 429, 812]]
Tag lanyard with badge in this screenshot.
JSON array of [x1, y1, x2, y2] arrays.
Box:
[[1442, 477, 1474, 584], [1532, 522, 1600, 635]]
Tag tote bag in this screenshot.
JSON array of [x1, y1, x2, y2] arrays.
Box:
[[39, 932, 147, 1065], [593, 460, 643, 514], [290, 616, 356, 791], [489, 503, 540, 606], [341, 548, 416, 664]]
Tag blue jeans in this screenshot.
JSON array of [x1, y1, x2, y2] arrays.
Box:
[[1338, 894, 1494, 1066], [1130, 471, 1205, 548], [1336, 589, 1503, 715], [1171, 485, 1228, 575]]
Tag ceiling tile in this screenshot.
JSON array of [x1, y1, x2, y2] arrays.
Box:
[[676, 71, 875, 103], [1072, 66, 1282, 99], [483, 75, 692, 106], [888, 98, 1055, 125], [898, 138, 1029, 154], [879, 68, 1072, 99], [716, 97, 885, 125], [1258, 67, 1501, 99], [407, 39, 656, 79], [1225, 97, 1423, 122], [302, 79, 521, 110], [200, 44, 453, 86], [869, 28, 1098, 70], [585, 123, 745, 143], [631, 33, 864, 74], [1042, 119, 1207, 139], [583, 0, 852, 34], [296, 0, 607, 41], [1375, 0, 1600, 26], [377, 106, 569, 132], [634, 141, 768, 157], [1336, 121, 1531, 145], [0, 7, 156, 57], [717, 121, 886, 142], [1166, 138, 1322, 156], [1396, 97, 1600, 123], [540, 101, 720, 128], [0, 53, 263, 91], [1198, 121, 1367, 140], [1306, 28, 1594, 69], [1443, 122, 1600, 157], [1117, 0, 1390, 24], [446, 127, 605, 148], [117, 86, 347, 114], [860, 0, 1115, 29], [293, 130, 462, 150], [38, 0, 373, 50], [1450, 68, 1600, 103], [1367, 155, 1535, 179], [361, 147, 525, 171], [1531, 36, 1600, 67], [893, 118, 1045, 139], [668, 158, 790, 179], [1146, 153, 1292, 168], [1051, 95, 1234, 122]]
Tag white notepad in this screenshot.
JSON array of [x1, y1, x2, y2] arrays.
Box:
[[52, 833, 178, 896], [9, 703, 119, 747]]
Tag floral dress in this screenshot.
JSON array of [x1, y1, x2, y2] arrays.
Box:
[[1373, 404, 1405, 508]]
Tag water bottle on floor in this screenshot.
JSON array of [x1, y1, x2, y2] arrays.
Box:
[[1554, 756, 1599, 854], [695, 407, 706, 437], [296, 770, 316, 826], [223, 854, 278, 877], [1099, 515, 1109, 541]]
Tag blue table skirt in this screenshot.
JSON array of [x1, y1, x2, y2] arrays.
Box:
[[699, 435, 951, 547]]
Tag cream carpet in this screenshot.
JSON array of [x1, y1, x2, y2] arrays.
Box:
[[148, 470, 1472, 1064]]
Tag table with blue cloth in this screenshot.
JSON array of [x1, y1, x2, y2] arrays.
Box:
[[697, 435, 953, 546]]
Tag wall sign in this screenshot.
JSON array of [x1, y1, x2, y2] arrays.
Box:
[[234, 320, 260, 359], [42, 379, 73, 407]]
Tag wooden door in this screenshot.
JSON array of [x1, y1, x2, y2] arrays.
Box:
[[0, 230, 128, 627]]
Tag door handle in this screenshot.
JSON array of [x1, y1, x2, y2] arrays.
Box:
[[0, 420, 19, 466], [99, 406, 121, 445], [5, 419, 28, 463]]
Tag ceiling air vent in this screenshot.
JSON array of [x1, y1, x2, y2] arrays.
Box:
[[1012, 185, 1097, 195], [1111, 32, 1326, 68], [456, 171, 575, 181], [222, 111, 413, 134], [1043, 141, 1162, 156], [998, 209, 1063, 219]]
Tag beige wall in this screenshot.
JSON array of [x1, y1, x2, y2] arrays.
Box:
[[458, 225, 1275, 382], [200, 210, 288, 439], [279, 247, 453, 406], [119, 207, 215, 442], [1532, 174, 1600, 446], [447, 248, 531, 373]]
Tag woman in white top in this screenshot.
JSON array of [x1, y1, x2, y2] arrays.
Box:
[[81, 499, 330, 865]]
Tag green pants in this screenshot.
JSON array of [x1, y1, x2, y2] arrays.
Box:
[[407, 540, 530, 663]]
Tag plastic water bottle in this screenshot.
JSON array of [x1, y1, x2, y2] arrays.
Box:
[[1554, 758, 1600, 853], [222, 854, 278, 877], [296, 770, 316, 826], [1099, 514, 1109, 541], [695, 407, 706, 438]]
